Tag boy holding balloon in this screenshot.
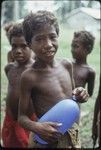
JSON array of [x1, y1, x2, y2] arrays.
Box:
[[18, 10, 89, 148]]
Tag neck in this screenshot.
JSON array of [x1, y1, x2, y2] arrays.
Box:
[[73, 57, 87, 65], [34, 57, 55, 69]]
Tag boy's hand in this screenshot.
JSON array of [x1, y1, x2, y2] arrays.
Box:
[[72, 87, 89, 103], [34, 122, 62, 143]]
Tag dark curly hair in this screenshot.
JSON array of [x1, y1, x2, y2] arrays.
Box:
[[23, 10, 59, 45], [4, 22, 14, 41], [73, 31, 95, 53], [8, 23, 24, 44]]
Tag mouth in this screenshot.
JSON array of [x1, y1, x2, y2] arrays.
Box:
[[15, 56, 24, 60], [43, 51, 55, 57]]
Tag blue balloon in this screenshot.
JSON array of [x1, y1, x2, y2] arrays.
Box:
[[34, 97, 80, 144]]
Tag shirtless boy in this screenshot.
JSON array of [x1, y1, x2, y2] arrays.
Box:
[[70, 31, 96, 146], [71, 31, 95, 96], [18, 11, 89, 148], [2, 23, 36, 148]]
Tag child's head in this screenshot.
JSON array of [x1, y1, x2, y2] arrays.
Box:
[[8, 23, 24, 44], [71, 31, 95, 54], [71, 31, 95, 60], [8, 23, 32, 64], [23, 10, 59, 62], [23, 10, 59, 45]]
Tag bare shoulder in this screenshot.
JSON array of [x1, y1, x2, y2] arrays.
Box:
[[60, 58, 73, 70], [21, 68, 33, 80], [87, 65, 96, 75], [20, 67, 36, 87], [4, 62, 15, 74]]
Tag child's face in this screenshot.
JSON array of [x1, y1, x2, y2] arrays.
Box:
[[30, 24, 58, 62], [71, 40, 87, 60], [11, 36, 31, 64]]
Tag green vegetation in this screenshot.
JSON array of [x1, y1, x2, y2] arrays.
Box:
[[1, 25, 100, 148]]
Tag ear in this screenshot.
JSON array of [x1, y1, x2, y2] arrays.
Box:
[[86, 49, 90, 55], [84, 48, 89, 55]]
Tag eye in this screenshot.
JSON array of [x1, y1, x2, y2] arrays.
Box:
[[21, 44, 28, 49], [50, 35, 57, 40], [35, 37, 43, 42]]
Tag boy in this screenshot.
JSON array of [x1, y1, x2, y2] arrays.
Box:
[[71, 31, 95, 96], [70, 31, 96, 146], [2, 23, 36, 148], [4, 22, 35, 63], [18, 11, 89, 148]]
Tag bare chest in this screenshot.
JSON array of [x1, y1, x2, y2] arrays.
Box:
[[73, 65, 89, 87], [33, 66, 72, 99], [31, 65, 73, 117]]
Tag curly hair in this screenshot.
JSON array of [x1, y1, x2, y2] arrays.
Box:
[[8, 23, 24, 44], [73, 31, 95, 53], [23, 10, 59, 45], [4, 22, 14, 41]]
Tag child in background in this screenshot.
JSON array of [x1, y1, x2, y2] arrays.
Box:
[[18, 10, 89, 148], [2, 23, 36, 148], [71, 31, 95, 95], [71, 31, 96, 145], [4, 22, 35, 63]]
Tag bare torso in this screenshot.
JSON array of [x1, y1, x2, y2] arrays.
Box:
[[5, 60, 34, 120], [72, 62, 95, 95], [72, 63, 90, 87], [19, 58, 90, 144], [22, 59, 73, 118]]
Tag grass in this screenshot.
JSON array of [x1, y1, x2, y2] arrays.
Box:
[[1, 25, 100, 148]]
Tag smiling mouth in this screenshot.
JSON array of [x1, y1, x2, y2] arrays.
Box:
[[44, 51, 55, 57]]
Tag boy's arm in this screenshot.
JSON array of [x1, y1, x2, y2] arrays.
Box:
[[18, 71, 37, 132], [62, 59, 75, 89], [67, 61, 75, 90], [4, 63, 14, 76], [87, 68, 96, 97]]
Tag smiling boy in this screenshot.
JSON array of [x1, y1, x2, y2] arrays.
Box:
[[18, 11, 89, 148]]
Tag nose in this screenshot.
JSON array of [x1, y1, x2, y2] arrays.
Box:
[[44, 39, 52, 50], [15, 47, 22, 54]]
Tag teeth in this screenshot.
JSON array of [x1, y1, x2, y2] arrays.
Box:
[[46, 51, 54, 56]]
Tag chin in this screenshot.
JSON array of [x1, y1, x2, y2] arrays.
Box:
[[17, 60, 26, 64]]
